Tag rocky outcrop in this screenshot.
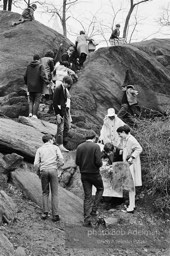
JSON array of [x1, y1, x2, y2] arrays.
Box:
[[12, 169, 83, 224], [0, 190, 17, 224], [71, 39, 170, 131], [0, 232, 15, 256], [0, 11, 70, 118]]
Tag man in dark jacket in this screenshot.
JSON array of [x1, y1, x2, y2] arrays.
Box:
[[76, 132, 104, 226], [53, 75, 73, 152], [24, 54, 48, 118]]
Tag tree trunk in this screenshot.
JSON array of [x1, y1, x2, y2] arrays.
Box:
[[123, 0, 134, 39], [3, 0, 7, 10], [62, 0, 67, 37]]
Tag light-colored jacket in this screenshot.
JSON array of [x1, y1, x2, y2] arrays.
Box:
[[99, 115, 125, 147], [122, 134, 142, 187], [76, 34, 88, 55]]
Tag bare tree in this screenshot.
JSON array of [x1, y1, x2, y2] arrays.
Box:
[[159, 4, 170, 26], [123, 0, 152, 39], [44, 0, 80, 37]]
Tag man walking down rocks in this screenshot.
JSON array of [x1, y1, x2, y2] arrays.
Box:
[[53, 75, 73, 152], [24, 54, 49, 118], [34, 134, 64, 221], [76, 132, 104, 226]]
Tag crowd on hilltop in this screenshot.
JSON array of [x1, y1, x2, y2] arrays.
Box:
[[19, 4, 143, 227]]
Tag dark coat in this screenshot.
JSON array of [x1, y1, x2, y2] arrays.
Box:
[[76, 141, 102, 174], [24, 60, 48, 93], [53, 84, 67, 117]]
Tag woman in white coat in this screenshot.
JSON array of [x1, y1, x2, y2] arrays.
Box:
[[117, 125, 142, 213], [99, 108, 125, 147]]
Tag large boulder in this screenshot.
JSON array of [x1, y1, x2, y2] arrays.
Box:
[[12, 169, 83, 224], [0, 232, 15, 256], [0, 11, 70, 118], [0, 117, 43, 160], [0, 190, 17, 224], [71, 39, 170, 131]]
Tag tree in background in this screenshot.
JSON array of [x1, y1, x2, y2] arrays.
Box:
[[123, 0, 152, 40], [159, 4, 170, 26], [44, 0, 81, 37]]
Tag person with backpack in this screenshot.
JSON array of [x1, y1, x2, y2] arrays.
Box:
[[12, 4, 37, 26]]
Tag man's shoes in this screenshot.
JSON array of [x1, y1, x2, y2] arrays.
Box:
[[52, 215, 60, 222], [59, 144, 69, 152], [28, 113, 32, 117], [41, 212, 49, 220]]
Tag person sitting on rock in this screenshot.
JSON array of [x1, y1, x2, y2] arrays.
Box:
[[24, 54, 49, 119], [34, 133, 64, 221], [53, 75, 73, 152], [109, 24, 120, 46], [99, 108, 125, 147], [117, 85, 141, 125], [12, 4, 37, 26]]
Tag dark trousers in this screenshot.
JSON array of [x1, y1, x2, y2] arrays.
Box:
[[81, 173, 104, 220], [29, 92, 41, 116], [79, 53, 87, 66], [56, 109, 69, 145]]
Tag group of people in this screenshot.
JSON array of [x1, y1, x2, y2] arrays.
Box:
[[34, 105, 142, 226], [20, 4, 142, 225]]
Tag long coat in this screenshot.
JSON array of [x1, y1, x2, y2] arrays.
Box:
[[122, 134, 142, 187], [99, 115, 125, 147]]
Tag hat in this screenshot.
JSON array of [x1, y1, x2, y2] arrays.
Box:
[[107, 108, 116, 117], [127, 85, 135, 90], [31, 4, 37, 9]]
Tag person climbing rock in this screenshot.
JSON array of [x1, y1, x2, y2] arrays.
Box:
[[53, 75, 73, 152], [75, 31, 91, 68], [24, 54, 49, 118]]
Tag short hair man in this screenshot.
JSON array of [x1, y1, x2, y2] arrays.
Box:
[[12, 4, 37, 26], [24, 54, 49, 118], [53, 75, 73, 152], [117, 125, 142, 213], [76, 132, 104, 226], [34, 133, 64, 221]]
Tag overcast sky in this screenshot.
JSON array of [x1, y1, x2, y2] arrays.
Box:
[[13, 0, 170, 47]]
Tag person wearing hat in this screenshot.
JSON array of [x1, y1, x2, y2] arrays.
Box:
[[76, 132, 104, 226], [117, 85, 140, 124], [109, 24, 121, 46], [99, 108, 125, 147], [12, 4, 37, 26], [34, 133, 64, 221]]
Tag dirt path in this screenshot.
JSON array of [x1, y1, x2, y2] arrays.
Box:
[[0, 185, 170, 256]]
